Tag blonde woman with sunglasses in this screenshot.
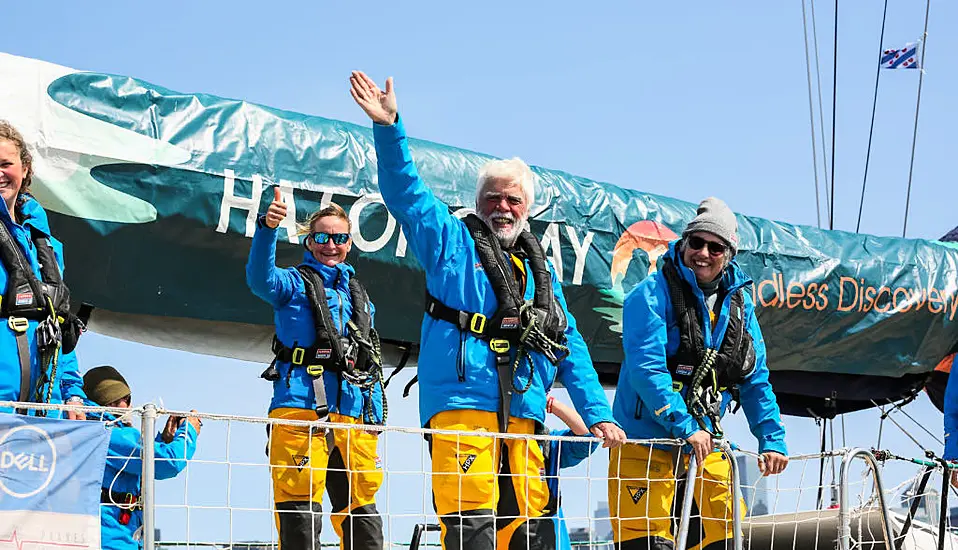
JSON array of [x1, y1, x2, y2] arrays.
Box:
[[247, 189, 385, 550]]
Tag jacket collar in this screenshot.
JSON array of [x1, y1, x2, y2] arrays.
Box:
[[300, 251, 354, 288], [0, 194, 52, 236]]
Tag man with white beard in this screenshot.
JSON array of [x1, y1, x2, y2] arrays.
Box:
[[350, 71, 625, 550]]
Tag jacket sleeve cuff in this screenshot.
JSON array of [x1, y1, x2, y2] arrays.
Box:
[[758, 438, 788, 456], [256, 215, 276, 231], [372, 114, 405, 144], [673, 419, 700, 442]]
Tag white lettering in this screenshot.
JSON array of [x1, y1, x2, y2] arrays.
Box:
[[0, 452, 49, 472], [564, 226, 594, 286], [276, 181, 299, 244], [539, 223, 563, 283], [216, 169, 264, 238], [349, 195, 396, 252], [396, 229, 408, 258]]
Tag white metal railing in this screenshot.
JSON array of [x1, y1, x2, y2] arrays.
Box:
[[6, 401, 954, 550]]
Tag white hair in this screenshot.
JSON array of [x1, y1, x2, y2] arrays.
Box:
[[475, 157, 536, 207]]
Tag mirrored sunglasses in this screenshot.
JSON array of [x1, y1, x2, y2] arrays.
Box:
[[308, 232, 350, 245]]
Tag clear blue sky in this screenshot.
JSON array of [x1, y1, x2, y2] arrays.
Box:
[[3, 0, 956, 545]]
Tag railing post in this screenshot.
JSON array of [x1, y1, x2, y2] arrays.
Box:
[[838, 448, 896, 550], [141, 403, 157, 550], [674, 451, 699, 550], [719, 441, 743, 550]]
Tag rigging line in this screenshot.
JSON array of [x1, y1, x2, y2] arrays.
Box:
[[871, 399, 928, 452], [828, 0, 839, 230], [902, 0, 932, 238], [816, 417, 828, 510], [877, 404, 886, 449], [856, 0, 890, 233], [829, 417, 838, 506], [810, 0, 832, 224], [801, 0, 824, 228], [888, 398, 944, 445], [841, 412, 846, 447]]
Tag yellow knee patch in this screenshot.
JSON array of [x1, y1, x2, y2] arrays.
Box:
[[268, 407, 330, 504]]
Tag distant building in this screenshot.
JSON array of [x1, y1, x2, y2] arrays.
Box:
[[593, 500, 612, 540], [735, 454, 769, 516], [900, 485, 941, 526]]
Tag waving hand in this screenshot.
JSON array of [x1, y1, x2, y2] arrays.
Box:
[[350, 71, 398, 125]]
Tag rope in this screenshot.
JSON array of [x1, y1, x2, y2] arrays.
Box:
[[810, 0, 833, 223], [828, 0, 839, 230], [902, 0, 932, 238], [872, 399, 928, 453], [801, 0, 824, 228], [510, 301, 570, 394], [856, 0, 889, 233]]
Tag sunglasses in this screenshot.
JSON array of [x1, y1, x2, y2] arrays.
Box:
[[686, 235, 728, 256], [308, 232, 350, 245]]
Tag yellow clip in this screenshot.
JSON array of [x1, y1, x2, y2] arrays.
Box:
[[672, 381, 684, 393], [306, 365, 324, 377], [469, 314, 487, 334], [489, 339, 510, 354], [291, 348, 306, 366], [7, 317, 28, 333]]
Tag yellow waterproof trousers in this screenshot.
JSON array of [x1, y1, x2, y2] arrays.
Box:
[[269, 408, 383, 550], [609, 444, 746, 550], [429, 409, 556, 550]]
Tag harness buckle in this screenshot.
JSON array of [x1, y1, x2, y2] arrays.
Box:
[[489, 339, 510, 354], [306, 364, 324, 377], [7, 317, 28, 333], [469, 313, 487, 335], [291, 348, 306, 366]]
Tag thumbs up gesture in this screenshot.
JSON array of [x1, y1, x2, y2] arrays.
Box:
[[264, 187, 287, 229]]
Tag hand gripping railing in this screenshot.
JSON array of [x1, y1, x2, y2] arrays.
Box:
[[674, 440, 743, 550], [838, 447, 896, 550]]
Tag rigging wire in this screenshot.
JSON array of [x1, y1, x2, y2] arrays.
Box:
[[871, 399, 930, 452], [877, 404, 886, 449], [810, 0, 833, 224], [801, 0, 824, 228], [902, 0, 932, 238], [888, 399, 944, 446], [855, 0, 890, 233], [828, 0, 839, 230]]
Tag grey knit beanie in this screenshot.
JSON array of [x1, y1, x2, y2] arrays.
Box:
[[682, 197, 739, 255]]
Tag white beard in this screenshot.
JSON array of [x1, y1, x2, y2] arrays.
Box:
[[478, 211, 524, 247]]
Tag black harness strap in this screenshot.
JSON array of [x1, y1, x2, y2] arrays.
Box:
[[0, 217, 83, 414], [267, 267, 386, 425], [424, 215, 569, 433], [660, 256, 755, 438]]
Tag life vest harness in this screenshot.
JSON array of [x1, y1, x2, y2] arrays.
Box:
[[661, 256, 756, 438], [261, 266, 387, 425], [424, 214, 569, 433], [0, 217, 86, 415]]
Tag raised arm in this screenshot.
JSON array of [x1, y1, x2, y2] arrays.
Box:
[[246, 187, 296, 308], [350, 71, 467, 278]]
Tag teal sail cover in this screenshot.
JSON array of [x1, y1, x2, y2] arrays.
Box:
[[3, 53, 956, 417]]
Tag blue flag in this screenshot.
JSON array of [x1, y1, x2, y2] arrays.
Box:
[[0, 414, 110, 550], [882, 42, 919, 69]]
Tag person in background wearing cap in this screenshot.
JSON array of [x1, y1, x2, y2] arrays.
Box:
[[609, 197, 787, 549], [83, 366, 201, 550]]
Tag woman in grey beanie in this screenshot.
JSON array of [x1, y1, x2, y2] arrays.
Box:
[[609, 196, 787, 549]]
